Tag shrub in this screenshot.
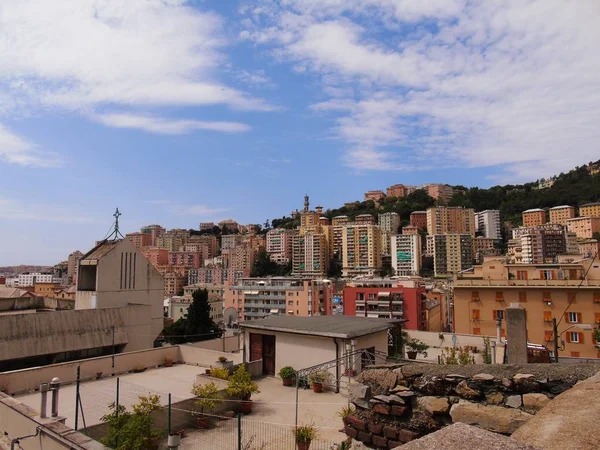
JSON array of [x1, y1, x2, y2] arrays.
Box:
[[308, 370, 331, 385], [218, 356, 229, 363], [192, 382, 221, 414], [335, 405, 356, 420], [440, 346, 474, 365], [278, 366, 296, 380], [406, 339, 429, 356], [210, 367, 230, 380], [227, 365, 259, 400], [292, 424, 318, 444]]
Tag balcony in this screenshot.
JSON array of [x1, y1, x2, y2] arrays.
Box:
[[455, 279, 600, 288], [243, 311, 269, 317], [244, 302, 286, 309]]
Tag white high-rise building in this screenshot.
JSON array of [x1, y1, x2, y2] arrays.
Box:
[[475, 210, 501, 240], [17, 272, 57, 287], [391, 234, 421, 276], [266, 228, 294, 264]]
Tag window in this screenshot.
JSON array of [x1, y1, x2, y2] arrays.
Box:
[[543, 311, 553, 323], [473, 327, 481, 335], [288, 301, 293, 305], [516, 270, 528, 280], [493, 310, 505, 320], [540, 270, 555, 280], [594, 292, 600, 304], [568, 332, 580, 343], [518, 292, 527, 303], [595, 313, 600, 325], [472, 309, 481, 321], [495, 291, 504, 302], [544, 330, 553, 341], [567, 312, 581, 323], [471, 291, 480, 301], [542, 292, 551, 302]]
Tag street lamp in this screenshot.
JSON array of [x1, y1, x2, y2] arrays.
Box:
[[552, 319, 593, 362]]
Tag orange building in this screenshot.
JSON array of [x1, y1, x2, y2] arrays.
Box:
[[549, 205, 576, 225], [579, 202, 600, 218], [522, 208, 547, 227], [387, 184, 407, 198], [142, 247, 169, 268], [454, 257, 600, 359], [364, 190, 386, 202], [410, 211, 427, 229], [567, 217, 600, 239], [126, 232, 153, 249]]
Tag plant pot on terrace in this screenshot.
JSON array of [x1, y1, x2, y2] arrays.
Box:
[[192, 381, 221, 430], [279, 366, 297, 387], [406, 338, 429, 360], [216, 356, 233, 369], [407, 351, 417, 360], [227, 365, 259, 415], [308, 370, 331, 394], [292, 424, 317, 450]]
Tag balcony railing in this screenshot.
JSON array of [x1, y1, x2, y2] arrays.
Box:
[[244, 302, 286, 309], [455, 279, 600, 287]]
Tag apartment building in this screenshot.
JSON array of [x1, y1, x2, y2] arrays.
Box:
[[224, 277, 333, 320], [410, 211, 427, 229], [426, 234, 473, 277], [166, 295, 223, 324], [402, 225, 419, 235], [426, 206, 476, 236], [511, 224, 571, 264], [473, 237, 501, 264], [579, 202, 600, 218], [67, 251, 83, 280], [156, 229, 190, 252], [332, 216, 351, 261], [222, 244, 256, 272], [188, 266, 248, 285], [140, 224, 166, 246], [424, 184, 454, 203], [342, 278, 425, 330], [219, 219, 239, 233], [567, 217, 600, 239], [199, 222, 216, 231], [266, 228, 294, 264], [168, 251, 203, 269], [549, 205, 576, 225], [522, 208, 547, 227], [342, 223, 383, 277], [475, 210, 501, 240], [391, 234, 421, 276], [355, 214, 376, 224], [142, 247, 169, 268], [186, 235, 219, 258], [221, 234, 244, 250], [387, 184, 408, 198], [16, 273, 58, 287], [364, 190, 386, 202], [378, 212, 400, 256], [578, 239, 600, 259], [126, 232, 152, 249], [163, 272, 187, 297], [291, 232, 329, 277], [454, 258, 600, 358]]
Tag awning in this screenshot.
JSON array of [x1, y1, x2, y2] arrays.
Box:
[[246, 290, 259, 295], [378, 292, 391, 297], [269, 309, 279, 313]]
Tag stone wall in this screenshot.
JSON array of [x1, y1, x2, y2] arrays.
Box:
[[345, 363, 600, 449]]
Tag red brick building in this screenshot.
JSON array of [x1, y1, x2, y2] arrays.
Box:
[[410, 211, 427, 229]]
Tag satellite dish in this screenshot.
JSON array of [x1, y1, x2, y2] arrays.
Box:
[[223, 307, 238, 328]]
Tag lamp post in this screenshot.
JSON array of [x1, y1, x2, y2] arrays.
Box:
[[552, 320, 592, 362]]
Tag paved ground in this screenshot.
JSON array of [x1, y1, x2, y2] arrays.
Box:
[[179, 377, 352, 450], [16, 364, 210, 429]]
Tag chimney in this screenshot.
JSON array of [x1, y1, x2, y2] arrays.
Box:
[[49, 377, 61, 417], [40, 383, 49, 418]]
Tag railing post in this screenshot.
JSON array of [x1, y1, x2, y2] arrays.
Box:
[[74, 367, 80, 430], [237, 412, 242, 450]]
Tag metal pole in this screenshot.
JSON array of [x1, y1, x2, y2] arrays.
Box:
[[237, 412, 242, 450], [40, 383, 49, 419], [168, 393, 172, 436], [115, 377, 120, 448], [75, 367, 81, 430], [553, 318, 559, 363], [112, 326, 115, 369], [295, 375, 299, 430]]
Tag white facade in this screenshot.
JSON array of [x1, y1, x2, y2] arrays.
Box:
[[378, 212, 400, 234], [391, 234, 421, 276], [475, 210, 501, 240], [266, 228, 293, 264], [17, 273, 56, 287]]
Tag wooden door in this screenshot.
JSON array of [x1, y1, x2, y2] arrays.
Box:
[[262, 335, 276, 375], [249, 333, 263, 362]]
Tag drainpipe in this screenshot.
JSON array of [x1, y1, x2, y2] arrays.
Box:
[[10, 429, 39, 450], [333, 338, 340, 394], [49, 377, 61, 417]]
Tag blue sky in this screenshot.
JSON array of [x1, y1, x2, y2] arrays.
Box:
[[1, 0, 599, 265]]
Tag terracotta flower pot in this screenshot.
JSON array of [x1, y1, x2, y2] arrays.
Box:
[[197, 416, 210, 429], [297, 441, 311, 450], [407, 351, 417, 360], [283, 377, 294, 387], [240, 399, 253, 414], [312, 382, 323, 393]]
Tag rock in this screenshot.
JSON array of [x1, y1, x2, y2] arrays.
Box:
[[485, 391, 504, 405], [448, 395, 461, 405], [455, 380, 481, 399], [347, 415, 367, 431], [349, 382, 371, 409], [397, 428, 420, 443], [391, 385, 410, 392], [450, 400, 533, 435], [417, 396, 450, 415], [505, 395, 522, 408], [522, 393, 550, 411], [400, 365, 424, 378], [513, 374, 535, 382], [357, 430, 372, 444], [395, 390, 416, 397], [391, 405, 409, 416], [413, 375, 448, 396], [368, 422, 383, 434], [516, 379, 540, 394], [373, 403, 391, 415], [542, 380, 571, 395], [410, 411, 440, 434], [473, 373, 495, 381], [500, 378, 514, 390], [445, 373, 467, 381], [393, 367, 405, 380], [356, 369, 397, 394], [383, 425, 398, 439], [373, 394, 404, 404]]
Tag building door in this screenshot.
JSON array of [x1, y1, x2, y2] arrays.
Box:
[[249, 333, 263, 362], [262, 335, 276, 375]]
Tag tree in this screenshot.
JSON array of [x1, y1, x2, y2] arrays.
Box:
[[251, 251, 280, 277], [185, 289, 222, 341]]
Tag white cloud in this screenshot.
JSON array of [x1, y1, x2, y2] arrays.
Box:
[[242, 0, 600, 182], [0, 124, 60, 167], [95, 113, 251, 135]]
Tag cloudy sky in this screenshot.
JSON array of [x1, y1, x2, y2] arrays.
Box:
[[1, 0, 599, 265]]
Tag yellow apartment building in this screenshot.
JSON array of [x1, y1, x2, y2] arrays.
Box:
[[426, 207, 476, 236], [454, 257, 600, 358], [567, 216, 600, 239], [522, 208, 547, 227], [549, 205, 576, 225], [579, 202, 600, 218], [342, 223, 383, 277]]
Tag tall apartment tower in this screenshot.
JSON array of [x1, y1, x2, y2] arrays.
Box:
[[291, 232, 329, 278], [410, 211, 427, 229], [549, 205, 576, 225], [391, 234, 421, 276], [331, 216, 350, 261], [426, 207, 476, 236], [342, 224, 382, 277], [67, 250, 83, 280], [522, 209, 547, 227], [426, 234, 473, 276], [140, 224, 166, 246], [378, 212, 401, 256], [475, 210, 501, 240], [266, 228, 294, 264]]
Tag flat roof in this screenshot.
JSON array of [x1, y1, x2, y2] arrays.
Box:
[[240, 315, 405, 338], [523, 208, 545, 213], [550, 205, 573, 209], [581, 202, 600, 207]]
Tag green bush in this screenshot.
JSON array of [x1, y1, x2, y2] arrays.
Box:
[[210, 367, 230, 380], [278, 366, 296, 379], [292, 424, 318, 444], [227, 365, 259, 400]]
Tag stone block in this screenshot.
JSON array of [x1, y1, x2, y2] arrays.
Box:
[[383, 426, 398, 439], [373, 403, 391, 415], [450, 400, 533, 435], [395, 390, 416, 398], [455, 380, 481, 399], [373, 394, 404, 404], [391, 385, 410, 392], [391, 405, 408, 416], [522, 393, 550, 411], [505, 395, 522, 408], [486, 391, 504, 405], [357, 431, 373, 444], [345, 426, 358, 439], [357, 369, 398, 394], [397, 428, 420, 443], [445, 374, 467, 382], [347, 415, 367, 431], [372, 434, 388, 448], [413, 375, 447, 396], [416, 396, 450, 415], [513, 374, 535, 382], [473, 373, 495, 381], [349, 382, 372, 409], [369, 422, 384, 434], [388, 440, 402, 449]]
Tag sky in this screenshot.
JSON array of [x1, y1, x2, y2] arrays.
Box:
[[1, 0, 600, 265]]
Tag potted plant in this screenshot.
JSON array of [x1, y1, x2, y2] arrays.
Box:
[[292, 423, 318, 450], [164, 357, 173, 368], [335, 405, 356, 426], [308, 370, 331, 393], [192, 382, 221, 429], [406, 339, 429, 360], [216, 356, 233, 370], [227, 365, 259, 414], [209, 367, 230, 380], [279, 366, 296, 386]]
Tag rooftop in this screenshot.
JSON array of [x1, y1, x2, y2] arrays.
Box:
[[0, 286, 34, 298], [581, 202, 600, 207], [240, 315, 404, 338], [522, 208, 545, 213], [80, 239, 121, 262], [550, 205, 573, 209]]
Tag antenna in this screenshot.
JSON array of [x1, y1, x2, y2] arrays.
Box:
[[106, 207, 124, 240]]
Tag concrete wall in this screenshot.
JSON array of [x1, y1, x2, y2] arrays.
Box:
[[0, 346, 181, 395], [356, 331, 389, 355], [185, 335, 241, 353], [0, 296, 42, 312], [179, 345, 242, 367], [407, 330, 499, 350]]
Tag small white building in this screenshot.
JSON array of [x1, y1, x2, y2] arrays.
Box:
[[240, 316, 403, 378]]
